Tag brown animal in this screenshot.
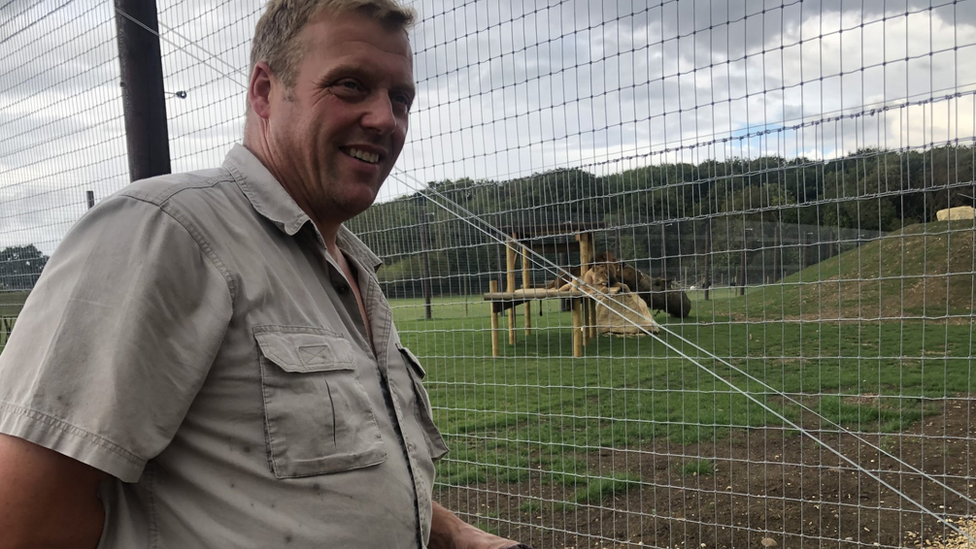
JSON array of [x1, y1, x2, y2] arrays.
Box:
[[548, 251, 631, 294], [582, 263, 611, 292], [619, 263, 650, 294], [551, 263, 614, 293], [619, 263, 692, 318], [593, 251, 625, 289], [588, 251, 630, 293], [575, 252, 631, 290], [546, 266, 580, 290]]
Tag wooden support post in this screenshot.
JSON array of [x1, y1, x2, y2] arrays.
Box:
[[584, 233, 599, 342], [578, 233, 590, 345], [572, 297, 583, 357], [522, 244, 531, 336], [578, 232, 591, 277], [592, 235, 599, 338], [585, 231, 595, 340], [588, 234, 598, 339], [588, 298, 597, 340], [506, 237, 517, 346], [489, 280, 499, 357]]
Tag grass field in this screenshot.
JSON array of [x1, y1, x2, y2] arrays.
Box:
[[389, 223, 976, 491], [392, 293, 972, 488], [0, 290, 27, 348], [0, 290, 28, 316]]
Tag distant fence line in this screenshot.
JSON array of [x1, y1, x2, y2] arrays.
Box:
[[0, 317, 16, 347], [372, 217, 887, 300]]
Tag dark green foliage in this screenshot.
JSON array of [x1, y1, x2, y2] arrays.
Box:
[[349, 145, 975, 294], [0, 244, 49, 290]]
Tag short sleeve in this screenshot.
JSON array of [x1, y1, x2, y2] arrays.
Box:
[[0, 194, 233, 482]]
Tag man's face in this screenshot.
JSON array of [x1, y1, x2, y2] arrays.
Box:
[[265, 10, 414, 225]]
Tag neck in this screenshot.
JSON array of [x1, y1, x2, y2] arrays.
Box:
[[322, 227, 342, 259], [244, 129, 343, 252]]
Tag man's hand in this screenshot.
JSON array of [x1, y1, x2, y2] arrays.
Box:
[[429, 500, 535, 549]]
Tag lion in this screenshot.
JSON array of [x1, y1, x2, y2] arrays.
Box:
[[578, 251, 630, 294]]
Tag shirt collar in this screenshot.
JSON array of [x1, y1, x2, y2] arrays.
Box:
[[223, 144, 383, 270], [336, 226, 383, 271]]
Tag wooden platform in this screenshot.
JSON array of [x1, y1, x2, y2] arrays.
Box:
[[483, 285, 617, 357], [485, 224, 604, 358]]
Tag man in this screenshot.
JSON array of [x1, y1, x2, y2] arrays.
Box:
[[0, 1, 532, 548]]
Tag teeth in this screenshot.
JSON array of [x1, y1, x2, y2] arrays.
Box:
[[348, 148, 379, 164]]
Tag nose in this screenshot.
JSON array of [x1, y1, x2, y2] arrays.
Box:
[[361, 92, 398, 136]]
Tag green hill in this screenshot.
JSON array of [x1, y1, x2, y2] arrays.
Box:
[[0, 290, 29, 318], [739, 220, 976, 320]]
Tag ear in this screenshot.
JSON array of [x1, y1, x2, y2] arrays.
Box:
[[248, 61, 275, 120]]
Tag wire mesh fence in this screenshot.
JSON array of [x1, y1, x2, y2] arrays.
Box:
[[3, 0, 976, 547], [0, 1, 128, 317], [360, 2, 976, 547]]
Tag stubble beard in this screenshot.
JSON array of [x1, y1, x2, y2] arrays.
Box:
[[315, 163, 384, 222]]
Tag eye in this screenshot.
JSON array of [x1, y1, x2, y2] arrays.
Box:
[[329, 79, 366, 97], [392, 92, 414, 112]]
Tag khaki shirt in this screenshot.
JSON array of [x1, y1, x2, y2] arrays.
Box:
[[0, 145, 448, 548]]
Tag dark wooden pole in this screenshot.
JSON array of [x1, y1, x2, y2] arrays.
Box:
[[772, 222, 781, 282], [659, 224, 667, 279], [114, 0, 171, 181], [703, 220, 711, 301], [415, 195, 432, 320], [739, 225, 747, 296]]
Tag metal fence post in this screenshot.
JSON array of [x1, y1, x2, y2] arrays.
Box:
[[114, 0, 171, 181]]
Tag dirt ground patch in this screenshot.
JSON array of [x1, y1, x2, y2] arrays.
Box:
[[436, 400, 976, 549]]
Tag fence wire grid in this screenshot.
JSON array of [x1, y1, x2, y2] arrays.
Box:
[[3, 1, 976, 548]]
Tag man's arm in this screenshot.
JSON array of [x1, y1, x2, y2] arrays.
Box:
[[0, 433, 107, 549], [429, 500, 532, 549]]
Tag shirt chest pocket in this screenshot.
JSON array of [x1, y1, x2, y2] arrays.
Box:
[[396, 343, 449, 462], [254, 326, 386, 478]]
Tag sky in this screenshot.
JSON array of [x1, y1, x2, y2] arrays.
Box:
[[1, 0, 975, 255]]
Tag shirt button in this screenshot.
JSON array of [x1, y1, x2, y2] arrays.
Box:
[[335, 283, 349, 294]]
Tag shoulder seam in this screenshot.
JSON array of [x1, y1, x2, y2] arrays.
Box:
[[116, 172, 236, 205], [113, 194, 238, 301]]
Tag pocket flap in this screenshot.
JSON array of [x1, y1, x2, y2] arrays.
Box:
[[254, 328, 354, 373]]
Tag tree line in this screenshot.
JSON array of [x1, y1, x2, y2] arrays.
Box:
[[347, 145, 975, 298], [4, 145, 973, 295], [0, 244, 49, 291]]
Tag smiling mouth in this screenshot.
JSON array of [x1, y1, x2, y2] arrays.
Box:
[[342, 147, 380, 164]]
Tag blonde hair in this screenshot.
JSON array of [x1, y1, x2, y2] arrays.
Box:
[[250, 0, 416, 89]]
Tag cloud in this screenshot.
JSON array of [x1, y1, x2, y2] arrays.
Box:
[[155, 0, 259, 172], [0, 0, 259, 253], [0, 2, 132, 254], [407, 0, 976, 186]]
